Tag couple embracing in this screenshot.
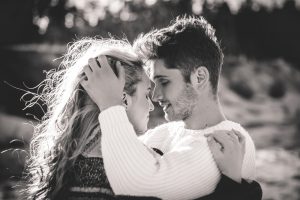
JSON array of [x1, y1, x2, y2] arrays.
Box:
[[24, 16, 262, 200]]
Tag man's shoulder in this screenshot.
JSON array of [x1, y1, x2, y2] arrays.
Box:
[[221, 120, 248, 134], [213, 120, 254, 142], [222, 120, 255, 151]]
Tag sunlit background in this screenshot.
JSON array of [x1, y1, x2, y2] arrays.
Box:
[[0, 0, 300, 199]]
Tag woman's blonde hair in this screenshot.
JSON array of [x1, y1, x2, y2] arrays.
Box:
[[23, 37, 144, 199]]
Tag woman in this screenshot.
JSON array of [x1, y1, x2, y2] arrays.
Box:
[[23, 37, 261, 200], [23, 38, 148, 199]]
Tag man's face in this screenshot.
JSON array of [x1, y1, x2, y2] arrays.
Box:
[[149, 59, 199, 121]]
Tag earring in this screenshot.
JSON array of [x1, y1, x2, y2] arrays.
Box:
[[123, 97, 128, 109]]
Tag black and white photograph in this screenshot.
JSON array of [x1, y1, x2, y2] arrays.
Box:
[[0, 0, 300, 199]]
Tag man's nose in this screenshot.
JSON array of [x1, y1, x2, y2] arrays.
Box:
[[152, 86, 162, 102]]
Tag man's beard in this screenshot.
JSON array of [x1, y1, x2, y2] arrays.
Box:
[[164, 84, 199, 122]]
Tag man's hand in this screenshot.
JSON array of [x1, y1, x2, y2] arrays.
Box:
[[205, 130, 245, 183], [80, 55, 125, 111]]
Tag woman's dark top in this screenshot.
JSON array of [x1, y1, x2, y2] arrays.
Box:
[[68, 155, 115, 200], [68, 155, 262, 200], [67, 155, 160, 200]]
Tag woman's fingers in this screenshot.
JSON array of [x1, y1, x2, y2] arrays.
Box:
[[232, 130, 246, 154], [209, 131, 233, 148], [207, 130, 245, 182], [98, 55, 114, 75], [88, 57, 100, 72], [232, 129, 245, 144], [116, 61, 125, 87], [80, 77, 89, 91], [82, 64, 93, 78], [207, 136, 222, 159], [86, 56, 126, 83], [226, 131, 239, 143]]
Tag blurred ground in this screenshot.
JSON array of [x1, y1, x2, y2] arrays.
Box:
[[1, 55, 300, 200]]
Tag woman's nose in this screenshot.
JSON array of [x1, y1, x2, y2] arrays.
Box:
[[149, 98, 154, 112]]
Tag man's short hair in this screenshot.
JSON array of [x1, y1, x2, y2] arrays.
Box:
[[133, 15, 224, 94]]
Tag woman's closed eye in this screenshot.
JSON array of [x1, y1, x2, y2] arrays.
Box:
[[160, 79, 169, 86], [146, 87, 152, 100], [146, 90, 152, 99]]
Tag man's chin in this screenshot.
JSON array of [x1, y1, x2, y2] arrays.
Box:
[[164, 114, 171, 121], [164, 112, 181, 122]]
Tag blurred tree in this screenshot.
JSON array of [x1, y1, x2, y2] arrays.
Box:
[[1, 0, 300, 49], [0, 0, 300, 117], [0, 0, 40, 44], [31, 0, 300, 32], [28, 0, 300, 64]]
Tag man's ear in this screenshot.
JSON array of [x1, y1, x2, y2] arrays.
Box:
[[190, 66, 209, 89], [122, 92, 132, 110]]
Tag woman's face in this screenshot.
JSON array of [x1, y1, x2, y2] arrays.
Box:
[[126, 72, 154, 135]]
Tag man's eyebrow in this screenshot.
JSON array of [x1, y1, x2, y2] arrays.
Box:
[[153, 75, 168, 80]]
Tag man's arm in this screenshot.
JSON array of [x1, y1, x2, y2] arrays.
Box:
[[100, 106, 221, 200], [198, 175, 262, 200], [115, 175, 262, 200]]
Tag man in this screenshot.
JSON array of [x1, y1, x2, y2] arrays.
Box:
[[82, 16, 257, 200]]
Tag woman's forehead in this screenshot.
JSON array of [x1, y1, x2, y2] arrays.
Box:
[[138, 72, 152, 89]]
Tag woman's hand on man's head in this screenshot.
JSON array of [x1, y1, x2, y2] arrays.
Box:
[[80, 55, 126, 111]]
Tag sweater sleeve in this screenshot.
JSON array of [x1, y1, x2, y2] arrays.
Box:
[[235, 124, 256, 180], [99, 106, 221, 200], [194, 175, 262, 200], [138, 123, 171, 152]]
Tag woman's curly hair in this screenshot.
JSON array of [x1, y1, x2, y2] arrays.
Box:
[[22, 37, 144, 200]]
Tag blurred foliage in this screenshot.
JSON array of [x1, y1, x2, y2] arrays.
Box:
[[33, 0, 300, 33], [29, 0, 300, 43], [1, 0, 299, 63], [1, 0, 300, 64]]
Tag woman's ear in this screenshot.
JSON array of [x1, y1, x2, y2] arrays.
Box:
[[122, 92, 132, 110], [190, 66, 209, 90]]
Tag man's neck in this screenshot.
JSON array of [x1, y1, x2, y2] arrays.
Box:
[[183, 97, 226, 130]]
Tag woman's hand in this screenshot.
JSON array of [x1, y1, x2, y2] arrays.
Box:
[[206, 130, 245, 183], [80, 55, 125, 111]]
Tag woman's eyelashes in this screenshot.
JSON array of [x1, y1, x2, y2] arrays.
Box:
[[146, 91, 151, 99]]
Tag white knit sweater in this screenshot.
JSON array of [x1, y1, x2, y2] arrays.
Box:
[[99, 106, 256, 200]]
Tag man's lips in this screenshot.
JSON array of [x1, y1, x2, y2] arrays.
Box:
[[162, 104, 170, 112], [159, 101, 171, 112]]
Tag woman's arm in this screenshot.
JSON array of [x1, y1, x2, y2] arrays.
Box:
[[81, 57, 221, 199], [117, 131, 262, 200], [99, 106, 220, 199]]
